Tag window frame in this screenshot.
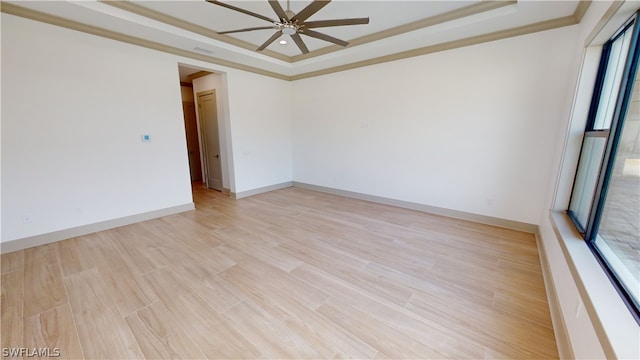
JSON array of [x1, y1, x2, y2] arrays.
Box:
[[567, 12, 640, 322]]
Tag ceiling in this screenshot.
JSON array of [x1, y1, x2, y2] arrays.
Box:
[[2, 1, 588, 80]]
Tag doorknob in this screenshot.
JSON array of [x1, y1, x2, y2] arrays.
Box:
[[214, 154, 220, 158]]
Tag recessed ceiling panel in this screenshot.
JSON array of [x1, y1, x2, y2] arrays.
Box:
[[1, 0, 585, 79]]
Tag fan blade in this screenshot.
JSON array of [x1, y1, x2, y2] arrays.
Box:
[[257, 31, 283, 51], [302, 29, 348, 47], [268, 0, 288, 21], [304, 18, 369, 28], [291, 0, 331, 23], [205, 0, 275, 23], [219, 26, 276, 34], [291, 33, 309, 54]]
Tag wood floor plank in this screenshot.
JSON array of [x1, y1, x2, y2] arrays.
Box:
[[292, 263, 487, 359], [221, 265, 377, 359], [190, 243, 239, 273], [363, 260, 493, 309], [109, 225, 169, 275], [23, 244, 67, 318], [57, 237, 95, 277], [143, 268, 261, 359], [1, 250, 24, 274], [280, 239, 415, 306], [1, 270, 24, 357], [124, 301, 206, 359], [63, 268, 143, 359], [222, 298, 325, 359], [85, 232, 157, 316], [332, 232, 439, 274], [148, 218, 237, 272], [220, 261, 330, 313], [317, 300, 449, 359], [261, 224, 344, 248], [277, 233, 370, 273], [7, 184, 558, 359], [496, 257, 547, 292], [171, 263, 246, 314], [157, 215, 224, 248], [217, 230, 304, 273], [492, 289, 555, 329], [24, 304, 84, 359], [407, 290, 557, 359], [176, 210, 226, 231], [154, 241, 235, 274]]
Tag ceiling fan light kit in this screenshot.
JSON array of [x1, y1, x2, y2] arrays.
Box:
[[281, 24, 298, 35], [207, 0, 369, 54]]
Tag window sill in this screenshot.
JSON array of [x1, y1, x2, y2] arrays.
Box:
[[550, 211, 639, 359]]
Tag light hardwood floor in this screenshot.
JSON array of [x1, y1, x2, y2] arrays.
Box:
[[1, 184, 558, 359]]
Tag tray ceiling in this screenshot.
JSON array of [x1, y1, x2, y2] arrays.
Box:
[[1, 1, 588, 80]]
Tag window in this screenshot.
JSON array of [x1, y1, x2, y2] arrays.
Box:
[[568, 13, 640, 320]]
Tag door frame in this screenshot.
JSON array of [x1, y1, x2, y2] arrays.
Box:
[[181, 97, 203, 182]]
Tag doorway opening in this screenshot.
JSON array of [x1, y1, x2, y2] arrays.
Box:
[[177, 64, 231, 194]]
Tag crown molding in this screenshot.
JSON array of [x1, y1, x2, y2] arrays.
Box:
[[2, 1, 590, 81], [291, 0, 517, 62], [291, 14, 581, 81], [0, 2, 289, 81], [574, 0, 592, 23], [101, 0, 291, 62], [102, 1, 516, 63]]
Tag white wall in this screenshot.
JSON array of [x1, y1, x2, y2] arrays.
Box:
[[225, 70, 293, 193], [1, 13, 294, 244], [1, 13, 193, 243], [292, 26, 579, 225]]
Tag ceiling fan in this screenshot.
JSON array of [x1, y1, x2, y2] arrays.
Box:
[[206, 0, 369, 54]]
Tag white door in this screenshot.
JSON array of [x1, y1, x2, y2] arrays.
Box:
[[197, 90, 223, 191]]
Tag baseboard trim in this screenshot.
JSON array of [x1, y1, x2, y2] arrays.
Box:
[[535, 227, 574, 359], [231, 181, 293, 199], [0, 203, 195, 254], [292, 182, 537, 233]]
